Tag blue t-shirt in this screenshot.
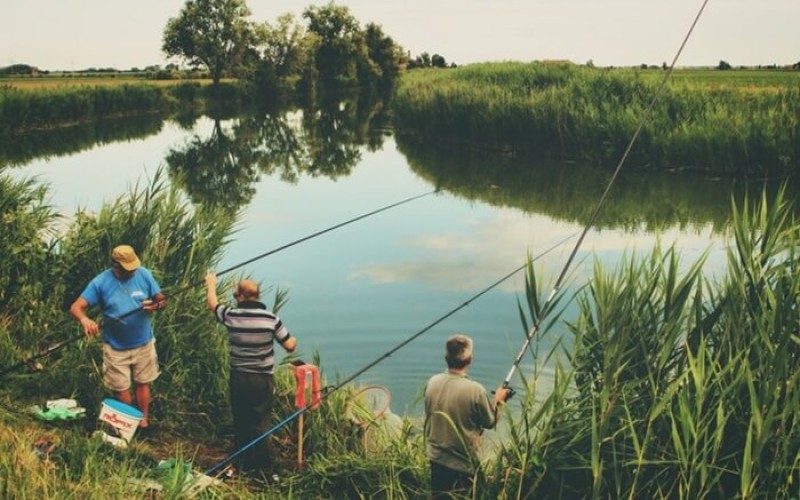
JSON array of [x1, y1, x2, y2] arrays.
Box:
[[80, 267, 161, 350]]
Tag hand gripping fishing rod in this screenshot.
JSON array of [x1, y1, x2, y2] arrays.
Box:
[[203, 233, 576, 476], [500, 0, 710, 393], [0, 190, 436, 380]]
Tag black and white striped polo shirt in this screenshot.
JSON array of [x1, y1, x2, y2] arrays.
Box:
[[214, 301, 291, 374]]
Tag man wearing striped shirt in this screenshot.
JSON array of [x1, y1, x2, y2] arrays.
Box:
[[205, 272, 297, 479]]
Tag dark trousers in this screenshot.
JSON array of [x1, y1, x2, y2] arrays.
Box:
[[430, 461, 472, 498], [229, 371, 275, 475]]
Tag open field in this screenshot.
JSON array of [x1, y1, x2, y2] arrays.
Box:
[[0, 75, 226, 91], [649, 68, 800, 91], [4, 67, 797, 92]]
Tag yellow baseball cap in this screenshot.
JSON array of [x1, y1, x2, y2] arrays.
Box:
[[111, 245, 141, 271]]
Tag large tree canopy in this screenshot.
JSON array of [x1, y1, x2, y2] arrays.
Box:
[[303, 3, 362, 84], [260, 13, 312, 81], [162, 0, 261, 84], [301, 3, 402, 92]]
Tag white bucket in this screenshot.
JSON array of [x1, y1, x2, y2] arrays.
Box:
[[98, 398, 143, 442]]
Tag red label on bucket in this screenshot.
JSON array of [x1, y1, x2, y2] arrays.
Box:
[[101, 412, 134, 429]]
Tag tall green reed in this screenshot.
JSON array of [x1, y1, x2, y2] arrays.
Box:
[[393, 62, 798, 175], [1, 167, 237, 435], [0, 84, 170, 134], [0, 172, 68, 369], [492, 185, 800, 499]]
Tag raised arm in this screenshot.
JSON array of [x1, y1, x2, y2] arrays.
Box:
[[205, 273, 219, 311]]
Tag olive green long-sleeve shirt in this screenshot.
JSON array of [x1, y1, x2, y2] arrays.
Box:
[[424, 372, 497, 473]]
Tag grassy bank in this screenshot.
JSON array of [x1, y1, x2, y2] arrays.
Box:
[[0, 80, 247, 134], [2, 170, 799, 497], [393, 62, 800, 176], [0, 76, 217, 91]]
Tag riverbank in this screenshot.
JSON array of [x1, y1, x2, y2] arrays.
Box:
[[393, 62, 800, 176], [0, 78, 249, 134]]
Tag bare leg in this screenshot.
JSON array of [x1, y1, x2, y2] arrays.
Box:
[[114, 390, 133, 406], [134, 383, 151, 428]]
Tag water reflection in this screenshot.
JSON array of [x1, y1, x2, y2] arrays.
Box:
[[3, 95, 771, 413], [164, 93, 391, 213], [0, 114, 166, 168], [4, 91, 795, 233], [394, 132, 799, 232], [166, 118, 262, 211]]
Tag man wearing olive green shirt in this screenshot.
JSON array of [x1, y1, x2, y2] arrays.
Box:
[[424, 334, 510, 498]]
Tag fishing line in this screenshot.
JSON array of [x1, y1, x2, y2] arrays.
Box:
[[0, 190, 436, 380], [204, 233, 576, 476], [110, 189, 438, 324], [501, 0, 711, 390]]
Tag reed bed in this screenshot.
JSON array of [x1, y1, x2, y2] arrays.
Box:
[[1, 76, 220, 91], [393, 62, 799, 175], [0, 84, 168, 133], [488, 186, 800, 499], [0, 81, 230, 134]]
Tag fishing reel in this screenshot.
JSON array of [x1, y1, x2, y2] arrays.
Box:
[[492, 385, 515, 402]]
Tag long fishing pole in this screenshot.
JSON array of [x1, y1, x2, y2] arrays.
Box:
[[0, 337, 78, 379], [204, 233, 576, 476], [0, 190, 437, 380], [109, 189, 438, 324], [500, 0, 711, 390]]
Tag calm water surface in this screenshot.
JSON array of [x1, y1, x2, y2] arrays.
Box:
[[9, 116, 730, 415]]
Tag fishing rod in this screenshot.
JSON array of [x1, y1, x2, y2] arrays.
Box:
[[0, 190, 437, 380], [204, 233, 577, 476], [499, 0, 711, 391], [0, 337, 77, 379], [108, 189, 438, 324]]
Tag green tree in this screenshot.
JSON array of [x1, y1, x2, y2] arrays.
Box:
[[717, 59, 732, 70], [363, 23, 402, 91], [414, 52, 432, 68], [431, 54, 447, 68], [303, 2, 362, 84], [259, 13, 313, 82], [162, 0, 261, 85]]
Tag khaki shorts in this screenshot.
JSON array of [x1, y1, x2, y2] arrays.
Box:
[[102, 340, 159, 392]]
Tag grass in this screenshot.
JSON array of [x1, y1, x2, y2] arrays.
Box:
[[0, 78, 247, 134], [393, 62, 800, 175], [0, 76, 230, 91], [662, 68, 800, 90]]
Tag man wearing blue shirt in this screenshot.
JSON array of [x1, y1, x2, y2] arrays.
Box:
[[70, 245, 166, 431]]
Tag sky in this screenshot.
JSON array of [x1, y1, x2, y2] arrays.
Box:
[[2, 0, 798, 71]]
